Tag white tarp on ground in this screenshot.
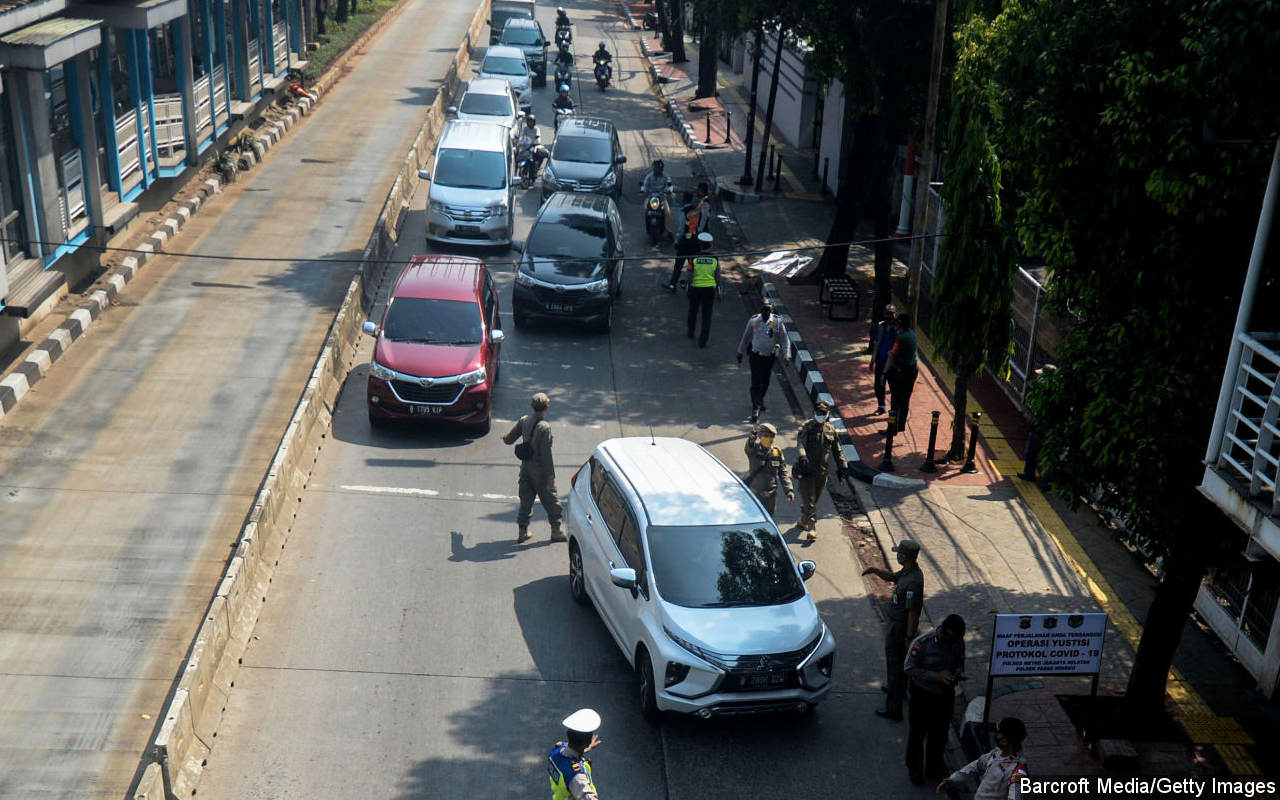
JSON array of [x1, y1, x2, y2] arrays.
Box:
[[746, 250, 814, 278]]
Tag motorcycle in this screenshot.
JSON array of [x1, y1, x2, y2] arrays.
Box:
[[642, 11, 658, 30], [555, 24, 572, 47], [554, 62, 573, 90], [553, 106, 574, 131], [643, 190, 671, 244], [593, 58, 611, 90], [515, 141, 541, 189]]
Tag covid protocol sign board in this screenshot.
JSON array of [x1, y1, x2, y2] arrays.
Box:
[[989, 613, 1107, 677]]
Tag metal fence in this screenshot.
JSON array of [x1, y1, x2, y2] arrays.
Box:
[[1215, 332, 1280, 514]]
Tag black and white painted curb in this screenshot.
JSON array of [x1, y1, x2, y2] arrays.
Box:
[[636, 29, 705, 152], [761, 282, 927, 490], [0, 91, 319, 425]]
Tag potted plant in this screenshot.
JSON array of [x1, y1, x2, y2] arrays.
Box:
[[214, 148, 238, 184]]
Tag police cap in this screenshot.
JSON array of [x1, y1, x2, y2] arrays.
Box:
[[814, 400, 832, 413], [892, 539, 920, 556], [697, 231, 713, 244], [758, 422, 777, 436], [562, 708, 601, 734]]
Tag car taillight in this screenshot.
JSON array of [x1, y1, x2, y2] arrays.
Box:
[[571, 465, 584, 488]]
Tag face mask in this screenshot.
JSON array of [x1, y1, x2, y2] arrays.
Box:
[[760, 309, 771, 320], [815, 414, 829, 424], [759, 435, 775, 449]]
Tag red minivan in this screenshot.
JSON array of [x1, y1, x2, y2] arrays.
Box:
[[363, 255, 503, 432]]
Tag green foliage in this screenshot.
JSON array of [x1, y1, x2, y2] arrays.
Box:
[[303, 0, 398, 82], [932, 14, 1018, 384], [965, 0, 1280, 554]]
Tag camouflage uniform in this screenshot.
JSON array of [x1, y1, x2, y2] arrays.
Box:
[[743, 424, 793, 516], [796, 407, 849, 535]]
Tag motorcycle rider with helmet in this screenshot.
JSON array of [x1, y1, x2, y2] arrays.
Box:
[[592, 41, 613, 82], [516, 113, 547, 179], [552, 84, 575, 129], [640, 159, 675, 241]]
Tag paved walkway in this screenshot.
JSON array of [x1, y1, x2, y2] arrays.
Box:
[[628, 18, 1279, 781]]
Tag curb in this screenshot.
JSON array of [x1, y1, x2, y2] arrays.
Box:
[[637, 34, 704, 151], [760, 281, 925, 490], [0, 86, 323, 429]]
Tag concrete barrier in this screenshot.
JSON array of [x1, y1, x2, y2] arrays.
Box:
[[134, 1, 494, 796]]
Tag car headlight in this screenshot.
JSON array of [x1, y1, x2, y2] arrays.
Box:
[[664, 627, 718, 668], [369, 360, 396, 381], [487, 201, 508, 218], [600, 171, 617, 188], [429, 200, 446, 214], [459, 366, 487, 386], [543, 165, 558, 186], [583, 278, 610, 295], [514, 270, 535, 287]]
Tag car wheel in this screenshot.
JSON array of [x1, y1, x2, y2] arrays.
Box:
[[596, 302, 613, 333], [636, 647, 660, 720], [614, 264, 624, 298], [514, 308, 529, 329], [568, 541, 589, 606]]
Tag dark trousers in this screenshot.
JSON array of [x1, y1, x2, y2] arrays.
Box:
[[873, 360, 890, 410], [906, 685, 953, 778], [748, 351, 776, 410], [883, 623, 907, 715], [890, 364, 919, 433], [687, 286, 715, 345], [517, 470, 562, 529], [670, 258, 687, 287]]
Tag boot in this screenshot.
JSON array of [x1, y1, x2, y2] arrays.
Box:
[[517, 526, 532, 544], [550, 523, 566, 543]]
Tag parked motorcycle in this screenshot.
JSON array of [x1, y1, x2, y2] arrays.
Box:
[[593, 58, 611, 90], [643, 191, 671, 244]]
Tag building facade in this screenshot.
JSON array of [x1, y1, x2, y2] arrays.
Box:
[[1199, 140, 1280, 700], [0, 0, 307, 328]]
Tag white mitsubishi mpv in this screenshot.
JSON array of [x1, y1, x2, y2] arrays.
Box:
[[564, 437, 836, 718]]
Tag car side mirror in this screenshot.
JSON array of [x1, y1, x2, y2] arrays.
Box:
[[610, 567, 637, 592], [615, 155, 627, 164], [417, 169, 431, 181], [447, 105, 457, 115], [798, 560, 817, 581], [361, 320, 378, 337], [491, 329, 506, 344]]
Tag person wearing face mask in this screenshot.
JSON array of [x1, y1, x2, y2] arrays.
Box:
[[863, 538, 924, 721], [742, 422, 794, 516], [794, 400, 849, 539], [735, 299, 791, 423]]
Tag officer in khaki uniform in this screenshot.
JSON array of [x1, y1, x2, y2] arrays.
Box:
[[904, 614, 966, 785], [795, 400, 849, 539], [864, 539, 924, 720], [743, 423, 794, 516], [547, 708, 602, 800], [502, 392, 564, 544]]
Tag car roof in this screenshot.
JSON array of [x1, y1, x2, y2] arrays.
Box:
[[599, 437, 769, 527], [439, 120, 509, 150], [465, 78, 514, 97], [557, 116, 614, 137], [501, 17, 539, 29], [539, 191, 615, 219], [484, 45, 527, 61], [391, 255, 485, 302]]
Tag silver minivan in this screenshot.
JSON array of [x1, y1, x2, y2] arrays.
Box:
[[420, 121, 513, 247], [563, 437, 836, 718]]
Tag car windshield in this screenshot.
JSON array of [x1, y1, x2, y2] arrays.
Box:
[[483, 56, 526, 76], [646, 526, 805, 608], [502, 27, 541, 45], [459, 92, 512, 117], [381, 298, 483, 345], [552, 135, 612, 164], [526, 212, 608, 276], [433, 148, 507, 189]]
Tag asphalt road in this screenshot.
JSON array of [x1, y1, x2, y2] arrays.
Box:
[[197, 2, 928, 797], [0, 1, 481, 798]]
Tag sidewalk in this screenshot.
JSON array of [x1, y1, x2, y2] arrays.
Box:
[[629, 19, 1278, 781]]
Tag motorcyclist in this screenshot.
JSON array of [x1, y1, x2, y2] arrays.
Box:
[[516, 113, 547, 172], [640, 159, 674, 239], [555, 6, 571, 28], [592, 42, 612, 81], [553, 85, 575, 113], [555, 42, 574, 67]]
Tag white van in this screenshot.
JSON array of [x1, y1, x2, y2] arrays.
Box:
[[420, 121, 514, 247]]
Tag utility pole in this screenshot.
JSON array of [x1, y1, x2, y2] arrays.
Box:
[[738, 24, 763, 185], [907, 0, 948, 320]]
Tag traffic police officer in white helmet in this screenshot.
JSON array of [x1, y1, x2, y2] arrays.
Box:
[[547, 708, 602, 800]]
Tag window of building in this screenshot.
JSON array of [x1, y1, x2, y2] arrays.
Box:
[[0, 93, 29, 267]]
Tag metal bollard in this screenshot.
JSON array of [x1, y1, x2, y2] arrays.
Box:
[[705, 111, 712, 145], [813, 150, 820, 177], [879, 421, 896, 472], [920, 411, 940, 473], [960, 412, 982, 473], [773, 153, 782, 192], [725, 112, 732, 144], [822, 157, 830, 194], [768, 144, 777, 178]]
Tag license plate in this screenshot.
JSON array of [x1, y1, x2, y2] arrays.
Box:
[[545, 303, 574, 313], [742, 672, 788, 689], [410, 405, 444, 415], [454, 224, 479, 232]]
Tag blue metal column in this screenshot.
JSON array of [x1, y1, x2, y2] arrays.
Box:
[[282, 0, 294, 68], [213, 0, 233, 117], [231, 0, 249, 102], [138, 29, 161, 184], [7, 75, 46, 263], [172, 16, 199, 164], [98, 40, 123, 193], [198, 0, 217, 133], [262, 0, 275, 77]]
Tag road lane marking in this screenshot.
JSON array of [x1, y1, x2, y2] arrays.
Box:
[[339, 485, 519, 502]]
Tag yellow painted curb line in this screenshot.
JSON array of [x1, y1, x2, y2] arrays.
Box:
[[904, 306, 1258, 773]]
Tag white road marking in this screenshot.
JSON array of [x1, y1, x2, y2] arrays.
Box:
[[340, 485, 519, 501]]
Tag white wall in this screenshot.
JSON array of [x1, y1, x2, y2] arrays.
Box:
[[740, 29, 818, 149], [817, 78, 845, 195]]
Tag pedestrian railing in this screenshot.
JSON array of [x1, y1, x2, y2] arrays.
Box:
[[153, 93, 186, 158], [1215, 332, 1280, 515], [116, 110, 143, 192], [193, 74, 214, 141], [213, 64, 228, 123], [248, 41, 263, 95], [273, 21, 288, 73]]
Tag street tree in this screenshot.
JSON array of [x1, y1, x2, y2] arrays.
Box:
[[930, 15, 1017, 460], [972, 0, 1280, 714], [669, 0, 688, 63]]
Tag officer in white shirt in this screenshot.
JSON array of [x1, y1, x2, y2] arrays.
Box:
[[735, 299, 791, 422]]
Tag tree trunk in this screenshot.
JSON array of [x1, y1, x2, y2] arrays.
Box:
[[656, 0, 672, 52], [753, 25, 786, 191], [739, 25, 762, 182], [871, 174, 894, 335], [947, 356, 970, 460], [349, 0, 357, 16], [335, 0, 348, 25], [316, 0, 326, 35], [1124, 541, 1208, 716], [669, 0, 687, 63], [817, 110, 874, 277], [695, 14, 719, 98]]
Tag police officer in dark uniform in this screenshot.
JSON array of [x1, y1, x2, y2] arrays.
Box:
[[547, 708, 602, 800], [903, 614, 966, 785], [743, 422, 794, 516], [864, 538, 924, 721]]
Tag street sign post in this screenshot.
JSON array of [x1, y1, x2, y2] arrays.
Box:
[[983, 612, 1109, 724]]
